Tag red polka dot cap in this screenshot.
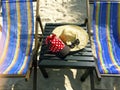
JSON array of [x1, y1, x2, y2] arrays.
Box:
[[45, 33, 70, 58]]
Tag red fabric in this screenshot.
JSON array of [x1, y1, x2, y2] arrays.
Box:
[[45, 34, 65, 53]]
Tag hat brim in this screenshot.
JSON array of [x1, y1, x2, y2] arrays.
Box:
[[52, 25, 89, 52]]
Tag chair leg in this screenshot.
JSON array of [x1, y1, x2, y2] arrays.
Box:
[[80, 69, 96, 90], [39, 68, 48, 78], [33, 66, 37, 90], [33, 57, 37, 90], [80, 69, 91, 82], [95, 65, 101, 81], [89, 69, 95, 90]]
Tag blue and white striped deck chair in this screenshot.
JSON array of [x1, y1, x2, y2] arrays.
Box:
[[0, 0, 38, 89], [87, 0, 120, 90], [92, 0, 120, 76]]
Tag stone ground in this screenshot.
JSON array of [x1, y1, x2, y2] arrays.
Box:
[[0, 0, 120, 90]]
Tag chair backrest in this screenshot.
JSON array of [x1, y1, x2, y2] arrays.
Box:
[[0, 0, 34, 75], [91, 0, 120, 74]]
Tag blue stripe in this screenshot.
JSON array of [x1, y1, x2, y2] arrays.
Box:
[[8, 1, 29, 74], [9, 1, 34, 74], [110, 3, 120, 73], [98, 3, 110, 73], [21, 1, 34, 74], [13, 1, 29, 74], [0, 2, 18, 73], [12, 1, 29, 74], [104, 3, 118, 74], [20, 1, 34, 74]]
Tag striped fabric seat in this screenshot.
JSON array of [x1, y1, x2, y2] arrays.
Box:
[[92, 1, 120, 74], [0, 0, 34, 75]]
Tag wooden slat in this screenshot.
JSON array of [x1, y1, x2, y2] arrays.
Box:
[[39, 60, 95, 69], [41, 55, 94, 61]]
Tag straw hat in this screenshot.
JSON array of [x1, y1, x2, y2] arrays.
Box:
[[52, 25, 89, 52]]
